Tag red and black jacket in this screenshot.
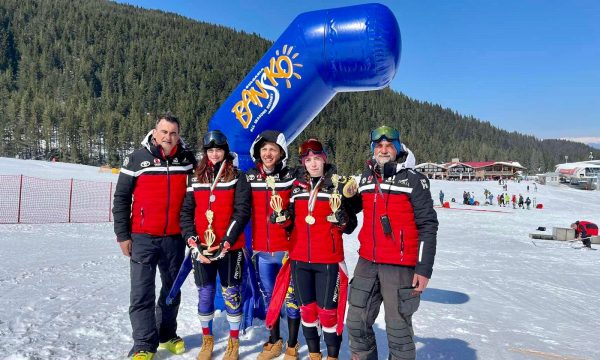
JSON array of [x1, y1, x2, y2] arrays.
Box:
[[245, 164, 296, 252], [287, 165, 357, 264], [575, 221, 599, 238], [113, 133, 196, 241], [347, 160, 438, 278], [179, 162, 251, 251]]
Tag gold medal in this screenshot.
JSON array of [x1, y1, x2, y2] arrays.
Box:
[[305, 215, 315, 225]]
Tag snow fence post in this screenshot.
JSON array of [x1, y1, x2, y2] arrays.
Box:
[[68, 178, 73, 223], [108, 182, 113, 222], [17, 175, 23, 223]]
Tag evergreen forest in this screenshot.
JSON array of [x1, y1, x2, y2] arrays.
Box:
[[1, 0, 598, 174]]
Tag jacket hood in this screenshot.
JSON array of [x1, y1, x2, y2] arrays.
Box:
[[250, 130, 288, 166]]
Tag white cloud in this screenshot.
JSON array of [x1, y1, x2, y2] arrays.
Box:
[[561, 137, 600, 145]]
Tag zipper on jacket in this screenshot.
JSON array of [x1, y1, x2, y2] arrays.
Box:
[[330, 230, 336, 253], [399, 230, 405, 261], [307, 211, 311, 263], [266, 189, 270, 252], [163, 161, 170, 235], [372, 191, 377, 262], [141, 208, 145, 229]]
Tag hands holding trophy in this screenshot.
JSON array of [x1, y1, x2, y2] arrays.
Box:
[[266, 176, 287, 224], [203, 209, 217, 255]]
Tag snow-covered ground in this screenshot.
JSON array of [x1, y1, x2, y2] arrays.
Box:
[[1, 157, 599, 360]]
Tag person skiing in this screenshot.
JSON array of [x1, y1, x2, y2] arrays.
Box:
[[344, 125, 438, 360], [570, 221, 598, 249], [244, 130, 301, 359], [439, 190, 444, 206], [113, 114, 196, 360], [180, 130, 251, 360], [525, 196, 532, 210]]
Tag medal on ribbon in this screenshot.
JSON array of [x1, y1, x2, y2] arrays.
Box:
[[305, 177, 323, 225]]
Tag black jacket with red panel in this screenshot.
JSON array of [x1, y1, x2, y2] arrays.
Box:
[[179, 162, 251, 251], [575, 221, 599, 238], [287, 165, 357, 264], [113, 132, 196, 241], [347, 159, 438, 278], [245, 164, 296, 252]]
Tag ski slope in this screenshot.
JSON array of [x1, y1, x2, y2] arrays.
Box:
[[1, 157, 599, 360]]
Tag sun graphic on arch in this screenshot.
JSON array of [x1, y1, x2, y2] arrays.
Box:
[[276, 45, 303, 88]]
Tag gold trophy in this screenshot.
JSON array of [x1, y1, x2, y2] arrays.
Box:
[[327, 174, 342, 223], [203, 209, 216, 255], [266, 176, 286, 223], [342, 176, 358, 198]]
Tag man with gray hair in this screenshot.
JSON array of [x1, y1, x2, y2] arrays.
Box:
[[345, 125, 438, 360]]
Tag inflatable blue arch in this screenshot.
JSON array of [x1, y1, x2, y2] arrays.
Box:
[[169, 2, 401, 330]]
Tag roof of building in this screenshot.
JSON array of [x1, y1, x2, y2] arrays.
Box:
[[418, 161, 527, 170]]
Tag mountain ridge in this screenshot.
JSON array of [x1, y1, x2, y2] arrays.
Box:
[[0, 0, 597, 173]]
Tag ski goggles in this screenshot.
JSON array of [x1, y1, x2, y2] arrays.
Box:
[[202, 130, 228, 148], [370, 126, 400, 143], [298, 139, 324, 158]]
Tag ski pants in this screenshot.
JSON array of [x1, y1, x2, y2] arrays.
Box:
[[347, 258, 421, 360], [255, 251, 300, 319], [291, 260, 342, 356], [129, 233, 185, 353], [193, 249, 244, 323]]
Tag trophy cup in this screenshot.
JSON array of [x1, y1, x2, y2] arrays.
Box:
[[203, 209, 216, 255], [342, 176, 358, 198], [266, 176, 287, 223], [327, 174, 342, 223]]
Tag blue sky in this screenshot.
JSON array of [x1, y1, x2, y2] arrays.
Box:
[[115, 0, 599, 141]]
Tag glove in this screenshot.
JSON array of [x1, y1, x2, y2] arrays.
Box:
[[187, 235, 200, 249], [333, 210, 349, 229], [188, 236, 215, 262], [186, 236, 200, 258], [207, 238, 233, 261], [269, 209, 290, 224]]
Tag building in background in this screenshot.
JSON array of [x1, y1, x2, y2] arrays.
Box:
[[415, 159, 526, 180]]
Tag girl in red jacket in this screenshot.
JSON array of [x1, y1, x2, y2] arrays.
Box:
[[180, 130, 251, 360], [285, 139, 356, 360]]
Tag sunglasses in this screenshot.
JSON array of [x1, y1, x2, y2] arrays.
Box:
[[298, 139, 324, 158], [370, 126, 399, 142], [203, 130, 228, 148]]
